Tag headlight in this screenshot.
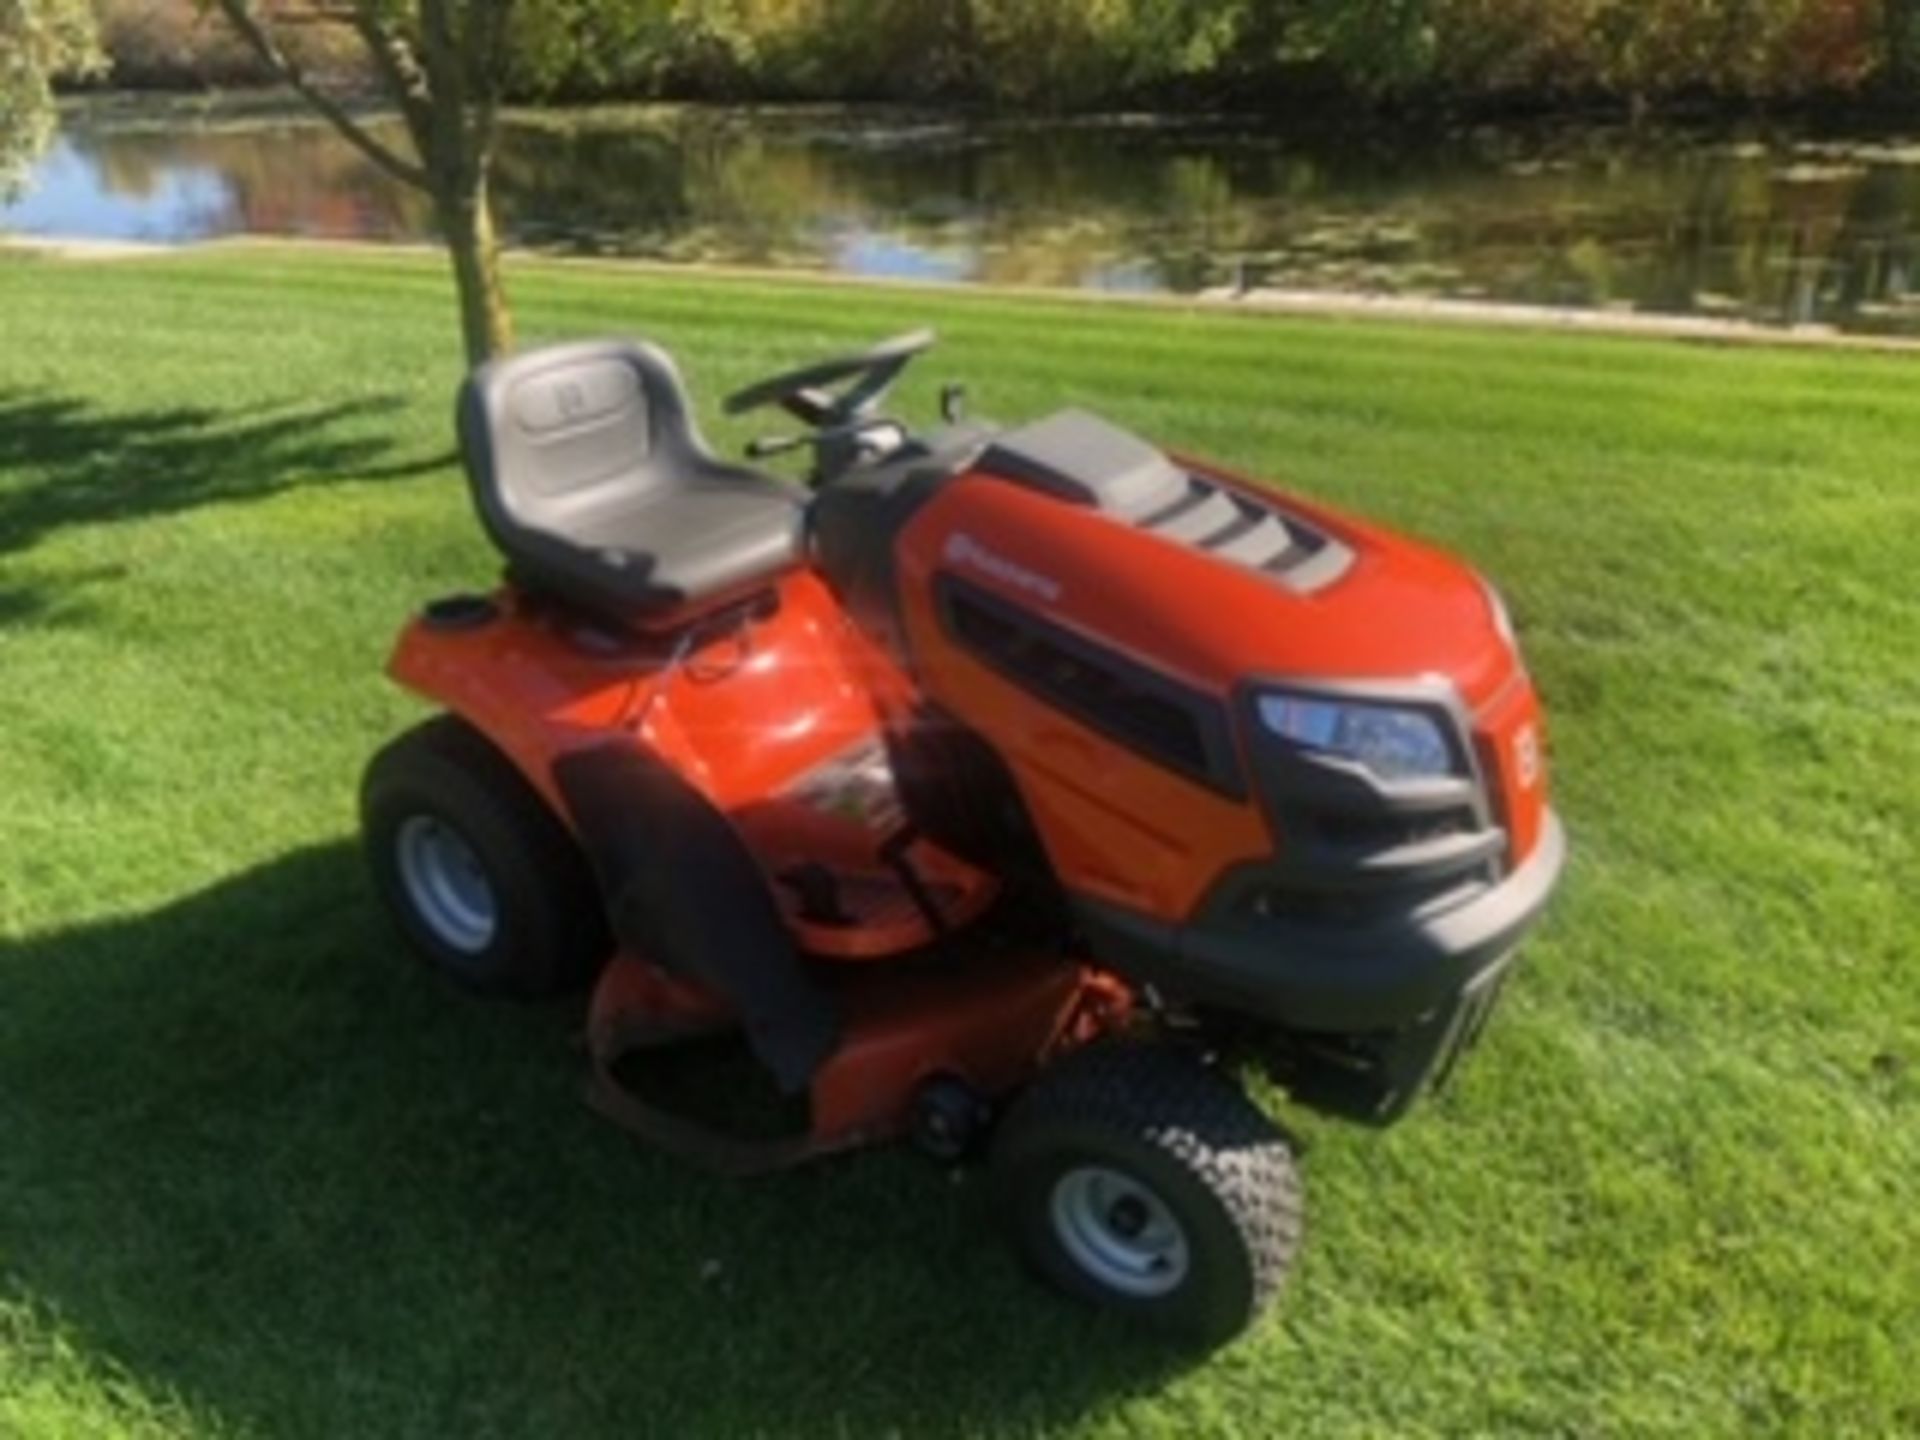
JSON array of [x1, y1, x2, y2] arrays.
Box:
[[1256, 691, 1456, 782]]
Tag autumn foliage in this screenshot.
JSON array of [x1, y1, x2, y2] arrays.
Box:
[[91, 0, 1920, 108]]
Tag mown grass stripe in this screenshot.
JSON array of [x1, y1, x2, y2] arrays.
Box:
[[0, 246, 1913, 1439]]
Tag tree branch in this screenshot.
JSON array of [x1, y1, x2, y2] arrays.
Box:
[[210, 0, 432, 191], [468, 0, 518, 166], [349, 7, 434, 159], [416, 0, 466, 184]]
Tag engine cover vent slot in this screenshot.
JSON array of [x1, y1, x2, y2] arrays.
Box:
[[1136, 473, 1351, 590], [977, 409, 1353, 592]]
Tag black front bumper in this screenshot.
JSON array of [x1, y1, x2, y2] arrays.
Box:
[[1074, 811, 1567, 1123]]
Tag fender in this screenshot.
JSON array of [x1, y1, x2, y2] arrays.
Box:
[[551, 742, 839, 1093]]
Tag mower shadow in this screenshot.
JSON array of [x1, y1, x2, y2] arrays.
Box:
[[0, 386, 455, 558], [0, 845, 1195, 1437]]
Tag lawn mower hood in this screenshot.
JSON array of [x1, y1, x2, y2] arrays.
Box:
[[814, 407, 1566, 1121]]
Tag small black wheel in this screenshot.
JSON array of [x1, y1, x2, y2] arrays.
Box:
[[360, 715, 610, 998], [909, 1072, 991, 1163], [990, 1042, 1303, 1345]]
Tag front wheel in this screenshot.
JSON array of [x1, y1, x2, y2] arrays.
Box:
[[990, 1043, 1303, 1345]]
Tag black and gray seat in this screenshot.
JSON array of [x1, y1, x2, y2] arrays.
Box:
[[458, 339, 805, 629]]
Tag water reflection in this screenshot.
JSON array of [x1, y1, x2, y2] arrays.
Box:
[[4, 137, 233, 240], [5, 99, 1920, 335]]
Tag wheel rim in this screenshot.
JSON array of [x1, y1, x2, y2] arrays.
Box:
[[1048, 1164, 1191, 1298], [395, 814, 498, 955]]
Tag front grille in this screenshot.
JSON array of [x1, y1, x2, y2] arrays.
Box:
[[1253, 806, 1504, 924], [1250, 873, 1481, 926], [1231, 684, 1505, 927], [1309, 806, 1479, 853]]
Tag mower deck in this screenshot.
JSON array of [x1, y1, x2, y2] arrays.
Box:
[[585, 946, 1129, 1174]]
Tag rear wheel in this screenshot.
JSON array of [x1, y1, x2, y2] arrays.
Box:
[[361, 715, 610, 998], [990, 1042, 1303, 1345]]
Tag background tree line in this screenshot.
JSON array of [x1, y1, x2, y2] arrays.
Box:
[[36, 0, 1920, 367], [89, 0, 1920, 112]]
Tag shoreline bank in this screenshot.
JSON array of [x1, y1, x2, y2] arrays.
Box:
[[6, 232, 1918, 355]]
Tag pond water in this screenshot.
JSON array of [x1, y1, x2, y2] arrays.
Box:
[[8, 97, 1920, 336]]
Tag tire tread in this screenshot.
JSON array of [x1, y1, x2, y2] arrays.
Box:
[[992, 1041, 1303, 1342], [360, 715, 609, 997]]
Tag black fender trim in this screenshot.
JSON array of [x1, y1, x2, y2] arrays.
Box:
[[552, 743, 839, 1093]]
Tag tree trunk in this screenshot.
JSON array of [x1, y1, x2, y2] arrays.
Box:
[[1891, 0, 1920, 89], [437, 175, 513, 367]]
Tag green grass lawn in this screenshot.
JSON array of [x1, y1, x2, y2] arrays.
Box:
[[1, 245, 1915, 1438]]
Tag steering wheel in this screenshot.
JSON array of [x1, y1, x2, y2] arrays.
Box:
[[723, 329, 936, 429]]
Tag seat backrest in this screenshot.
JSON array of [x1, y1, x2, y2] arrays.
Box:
[[457, 338, 713, 553]]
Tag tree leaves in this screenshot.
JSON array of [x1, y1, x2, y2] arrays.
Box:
[[481, 0, 1905, 109], [1, 0, 104, 198]]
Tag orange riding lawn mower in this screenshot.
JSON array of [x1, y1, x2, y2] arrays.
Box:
[[361, 329, 1565, 1344]]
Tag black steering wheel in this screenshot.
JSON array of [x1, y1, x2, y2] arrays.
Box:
[[723, 329, 936, 429]]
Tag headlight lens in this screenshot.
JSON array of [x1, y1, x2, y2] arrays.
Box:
[[1256, 692, 1455, 782]]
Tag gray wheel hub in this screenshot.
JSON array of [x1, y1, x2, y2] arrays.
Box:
[[395, 814, 498, 954], [1049, 1164, 1191, 1297]]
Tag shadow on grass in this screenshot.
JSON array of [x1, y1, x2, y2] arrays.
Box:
[[0, 387, 455, 559], [0, 845, 1192, 1436], [0, 563, 125, 631]]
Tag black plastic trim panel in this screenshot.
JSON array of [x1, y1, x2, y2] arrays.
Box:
[[1230, 675, 1507, 918], [934, 573, 1245, 799], [1072, 810, 1565, 1035]]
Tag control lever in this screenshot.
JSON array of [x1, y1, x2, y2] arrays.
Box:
[[746, 433, 810, 461], [746, 418, 870, 463], [941, 383, 968, 424]]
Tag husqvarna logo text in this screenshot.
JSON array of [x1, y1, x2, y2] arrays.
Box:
[[1514, 723, 1541, 790], [943, 532, 1064, 603]]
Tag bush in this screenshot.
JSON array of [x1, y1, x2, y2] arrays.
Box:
[[93, 0, 368, 90], [86, 0, 1913, 108]]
